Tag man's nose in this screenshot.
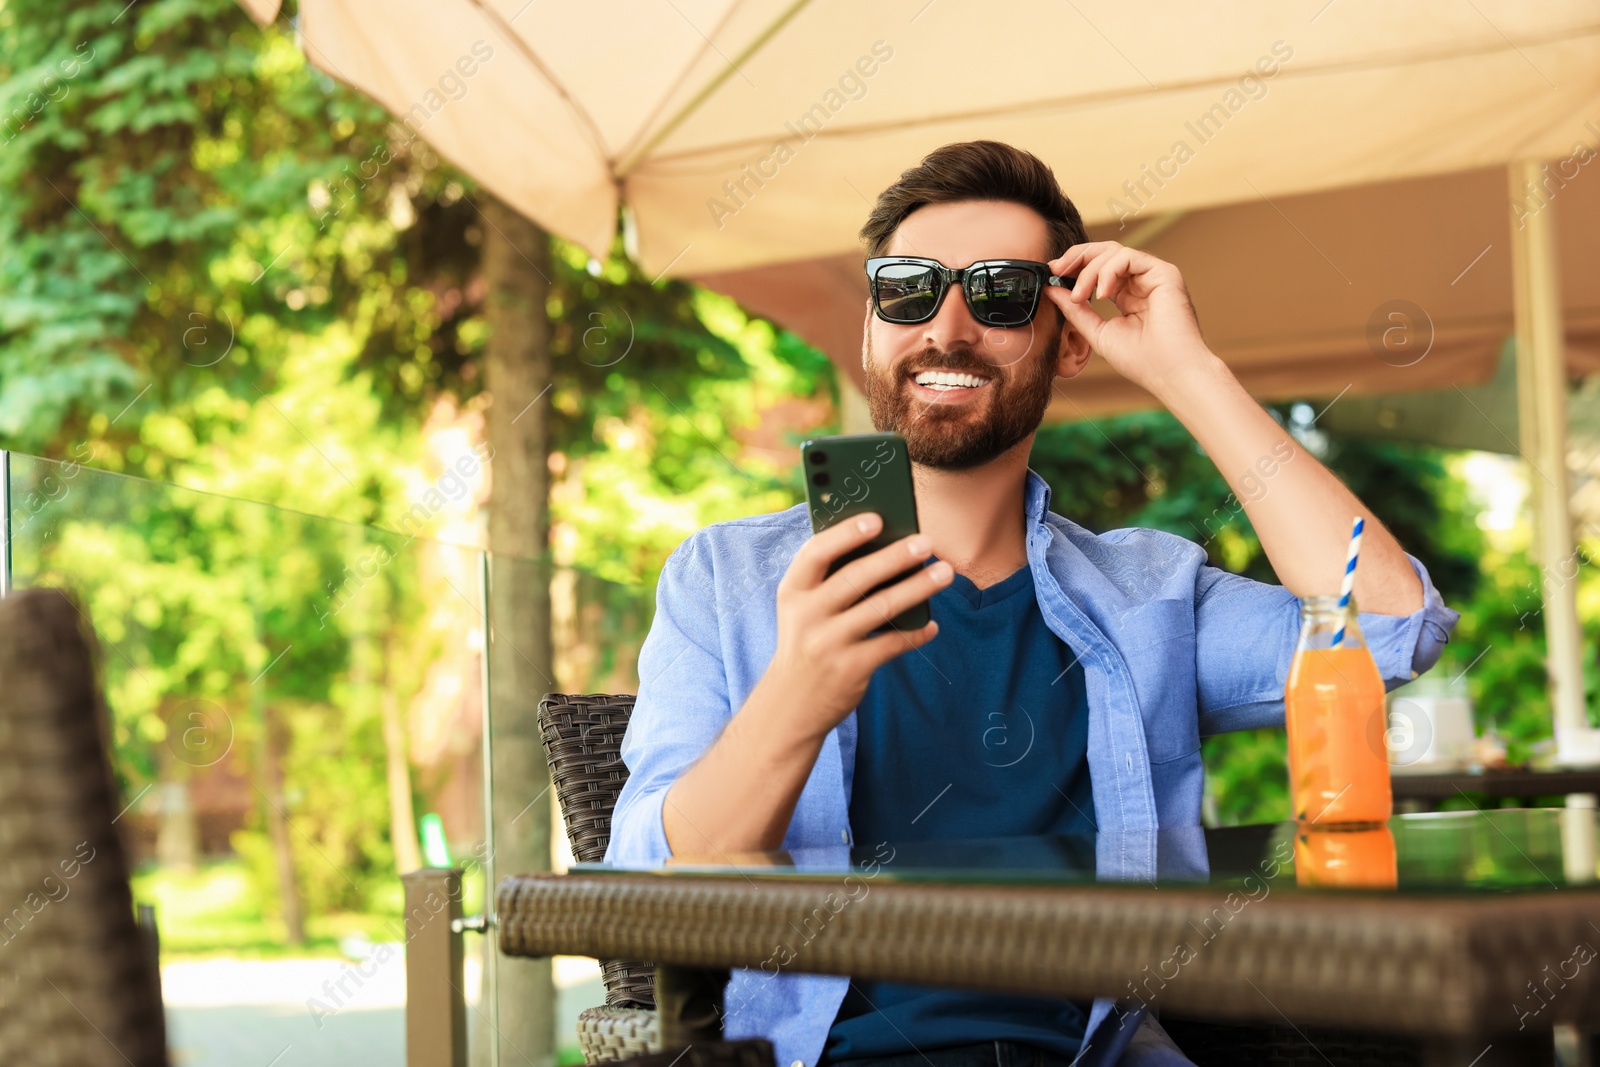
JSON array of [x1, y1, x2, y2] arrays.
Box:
[[920, 281, 985, 352]]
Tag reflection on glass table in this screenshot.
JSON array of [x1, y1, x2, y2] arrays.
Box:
[[585, 807, 1600, 894]]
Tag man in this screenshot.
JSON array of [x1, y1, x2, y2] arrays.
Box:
[[604, 141, 1459, 1067]]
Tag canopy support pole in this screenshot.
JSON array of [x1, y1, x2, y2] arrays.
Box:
[[1508, 159, 1595, 764]]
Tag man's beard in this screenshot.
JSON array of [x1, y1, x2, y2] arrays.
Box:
[[863, 327, 1060, 470]]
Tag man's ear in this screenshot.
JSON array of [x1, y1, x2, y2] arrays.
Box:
[[1054, 308, 1093, 380]]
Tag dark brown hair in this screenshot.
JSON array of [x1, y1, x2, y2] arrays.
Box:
[[859, 140, 1088, 260]]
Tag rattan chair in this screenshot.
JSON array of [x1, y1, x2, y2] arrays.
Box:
[[538, 693, 661, 1062], [0, 587, 170, 1067]]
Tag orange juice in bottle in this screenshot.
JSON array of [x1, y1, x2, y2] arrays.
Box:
[[1284, 596, 1391, 826]]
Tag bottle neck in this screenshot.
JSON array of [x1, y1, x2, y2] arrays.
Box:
[[1297, 596, 1366, 650]]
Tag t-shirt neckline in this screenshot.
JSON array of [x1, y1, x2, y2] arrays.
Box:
[[942, 561, 1033, 610]]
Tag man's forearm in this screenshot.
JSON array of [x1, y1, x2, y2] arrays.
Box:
[[661, 668, 827, 857], [1152, 350, 1424, 615]]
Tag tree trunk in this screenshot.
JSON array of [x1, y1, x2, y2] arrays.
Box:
[[260, 705, 306, 945], [481, 192, 556, 1067]]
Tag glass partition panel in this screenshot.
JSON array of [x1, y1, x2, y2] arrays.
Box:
[[7, 453, 491, 1067], [486, 552, 653, 1065]]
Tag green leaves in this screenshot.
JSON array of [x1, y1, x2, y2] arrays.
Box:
[[0, 0, 404, 455]]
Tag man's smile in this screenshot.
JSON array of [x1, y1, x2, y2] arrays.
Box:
[[907, 368, 994, 400]]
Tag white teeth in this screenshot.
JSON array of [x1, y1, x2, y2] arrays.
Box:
[[912, 370, 990, 389]]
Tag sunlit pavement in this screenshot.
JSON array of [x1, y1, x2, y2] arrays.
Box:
[[162, 955, 601, 1066]]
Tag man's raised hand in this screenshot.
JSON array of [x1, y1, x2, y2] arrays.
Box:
[[1045, 240, 1212, 397]]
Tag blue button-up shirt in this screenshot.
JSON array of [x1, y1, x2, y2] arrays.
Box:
[[604, 468, 1459, 1067]]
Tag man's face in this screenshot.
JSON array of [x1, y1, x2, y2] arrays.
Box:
[[862, 199, 1076, 470]]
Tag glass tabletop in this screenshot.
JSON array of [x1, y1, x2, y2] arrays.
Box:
[[573, 808, 1600, 893]]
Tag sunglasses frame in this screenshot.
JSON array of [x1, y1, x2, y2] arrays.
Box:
[[865, 256, 1078, 328]]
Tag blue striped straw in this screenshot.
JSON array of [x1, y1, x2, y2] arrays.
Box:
[[1332, 516, 1364, 647]]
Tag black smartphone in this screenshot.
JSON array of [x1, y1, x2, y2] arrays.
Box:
[[800, 431, 930, 631]]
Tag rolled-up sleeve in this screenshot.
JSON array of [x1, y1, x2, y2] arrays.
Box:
[[1194, 552, 1460, 737], [1360, 554, 1461, 684], [603, 534, 733, 866]]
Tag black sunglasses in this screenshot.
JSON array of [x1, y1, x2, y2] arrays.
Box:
[[865, 256, 1077, 328]]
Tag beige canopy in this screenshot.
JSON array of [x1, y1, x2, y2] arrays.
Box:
[[243, 1, 1600, 274]]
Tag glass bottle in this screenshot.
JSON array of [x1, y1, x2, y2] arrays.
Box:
[[1284, 596, 1392, 826]]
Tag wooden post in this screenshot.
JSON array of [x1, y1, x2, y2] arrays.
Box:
[[1508, 159, 1594, 765], [404, 867, 468, 1067]]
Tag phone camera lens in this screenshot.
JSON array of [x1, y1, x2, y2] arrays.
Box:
[[811, 471, 831, 487], [809, 450, 828, 464]]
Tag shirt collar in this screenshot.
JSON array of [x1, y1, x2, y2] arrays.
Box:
[[1024, 467, 1053, 524]]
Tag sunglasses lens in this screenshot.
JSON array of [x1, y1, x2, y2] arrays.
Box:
[[967, 266, 1040, 326], [873, 263, 941, 322]]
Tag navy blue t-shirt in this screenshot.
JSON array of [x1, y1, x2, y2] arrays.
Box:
[[823, 562, 1097, 1061]]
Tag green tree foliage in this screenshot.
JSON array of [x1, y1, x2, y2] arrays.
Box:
[[1031, 407, 1481, 600], [545, 237, 838, 585], [2, 0, 400, 457], [1438, 507, 1600, 770]]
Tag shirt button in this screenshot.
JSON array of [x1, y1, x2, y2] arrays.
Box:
[[792, 1060, 805, 1067], [840, 829, 849, 843]]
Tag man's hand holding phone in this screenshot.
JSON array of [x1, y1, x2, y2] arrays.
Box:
[[764, 511, 950, 743], [662, 510, 947, 857], [660, 437, 945, 856]]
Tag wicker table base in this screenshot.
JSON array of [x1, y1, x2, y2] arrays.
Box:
[[500, 871, 1600, 1066]]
